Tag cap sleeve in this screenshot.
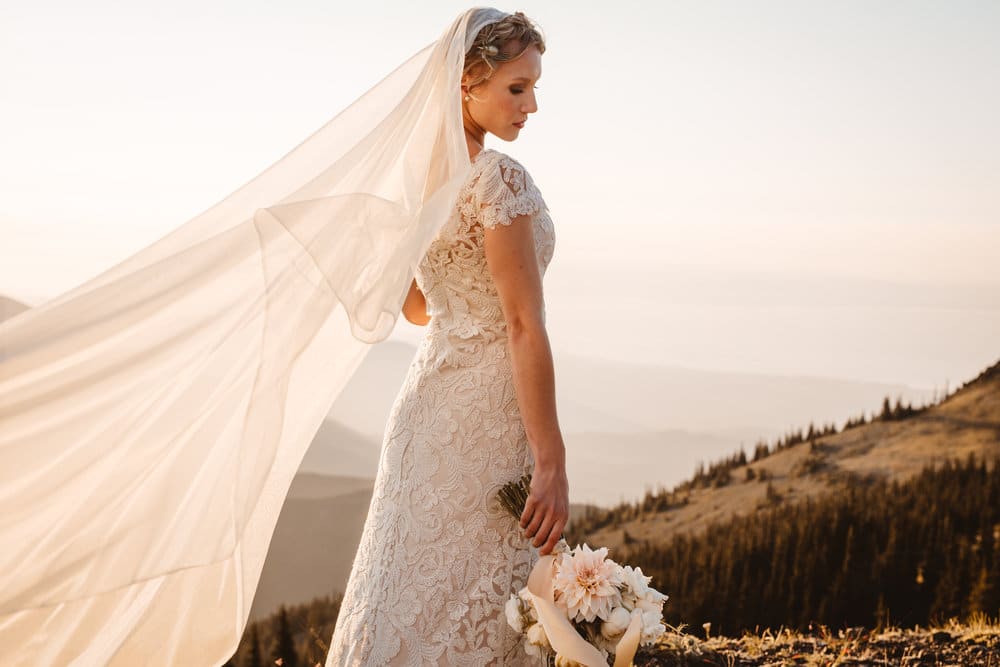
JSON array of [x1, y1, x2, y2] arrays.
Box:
[[473, 153, 545, 230]]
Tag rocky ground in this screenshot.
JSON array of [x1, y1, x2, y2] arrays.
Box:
[[632, 616, 999, 666]]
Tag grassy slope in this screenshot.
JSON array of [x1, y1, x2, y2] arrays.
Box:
[[580, 359, 1000, 550]]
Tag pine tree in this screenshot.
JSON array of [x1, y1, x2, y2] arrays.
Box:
[[874, 592, 891, 630], [246, 624, 262, 667], [273, 605, 298, 667], [967, 565, 992, 616]]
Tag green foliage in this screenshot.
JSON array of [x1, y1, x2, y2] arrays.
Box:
[[613, 452, 1000, 636]]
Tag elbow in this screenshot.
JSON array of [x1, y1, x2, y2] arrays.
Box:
[[403, 309, 431, 326], [506, 311, 546, 339]]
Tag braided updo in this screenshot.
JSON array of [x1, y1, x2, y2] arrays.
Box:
[[463, 11, 546, 102]]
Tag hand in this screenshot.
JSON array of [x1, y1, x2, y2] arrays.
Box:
[[519, 463, 569, 556]]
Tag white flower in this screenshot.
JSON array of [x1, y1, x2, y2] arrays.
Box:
[[600, 606, 632, 639], [639, 609, 667, 645], [620, 564, 653, 598], [551, 543, 624, 623], [505, 593, 525, 634], [633, 595, 663, 614], [620, 564, 669, 615], [526, 621, 551, 649]]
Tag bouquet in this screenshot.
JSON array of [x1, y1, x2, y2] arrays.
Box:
[[497, 474, 669, 667]]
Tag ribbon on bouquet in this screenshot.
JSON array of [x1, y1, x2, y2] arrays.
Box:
[[525, 553, 643, 667]]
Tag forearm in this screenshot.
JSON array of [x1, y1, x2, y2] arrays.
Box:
[[506, 321, 565, 469], [402, 279, 431, 325]]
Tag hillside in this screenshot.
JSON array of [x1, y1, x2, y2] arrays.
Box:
[[249, 475, 375, 622], [253, 359, 999, 618], [569, 357, 1000, 550], [0, 295, 30, 323]]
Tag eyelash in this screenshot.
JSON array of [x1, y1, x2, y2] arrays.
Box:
[[511, 86, 539, 94]]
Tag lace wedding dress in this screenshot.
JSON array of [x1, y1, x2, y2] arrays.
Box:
[[325, 148, 556, 666]]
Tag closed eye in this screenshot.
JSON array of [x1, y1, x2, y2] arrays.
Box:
[[511, 86, 539, 94]]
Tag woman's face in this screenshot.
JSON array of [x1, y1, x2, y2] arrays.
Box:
[[462, 43, 542, 142]]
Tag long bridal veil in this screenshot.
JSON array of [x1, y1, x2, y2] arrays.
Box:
[[0, 7, 509, 665]]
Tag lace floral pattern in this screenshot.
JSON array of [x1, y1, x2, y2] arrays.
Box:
[[325, 149, 556, 666]]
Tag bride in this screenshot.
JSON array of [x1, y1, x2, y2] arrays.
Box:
[[0, 6, 565, 666], [325, 9, 568, 666]]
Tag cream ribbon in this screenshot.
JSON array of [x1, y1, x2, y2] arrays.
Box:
[[525, 553, 643, 667]]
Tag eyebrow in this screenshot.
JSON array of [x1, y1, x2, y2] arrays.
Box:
[[510, 76, 540, 82]]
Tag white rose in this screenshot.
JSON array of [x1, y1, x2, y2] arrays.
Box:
[[600, 606, 632, 639], [526, 621, 551, 649], [505, 593, 524, 633]]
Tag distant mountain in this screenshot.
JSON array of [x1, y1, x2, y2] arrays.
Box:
[[567, 428, 749, 507], [552, 351, 936, 435], [0, 294, 30, 323], [0, 295, 31, 362], [325, 340, 419, 440], [249, 474, 375, 622], [573, 357, 1000, 551], [299, 419, 381, 480], [311, 341, 938, 504], [323, 344, 937, 442]]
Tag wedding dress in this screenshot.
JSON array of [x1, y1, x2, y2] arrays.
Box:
[[0, 7, 533, 666], [325, 147, 556, 666]]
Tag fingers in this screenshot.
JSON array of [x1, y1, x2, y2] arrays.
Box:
[[519, 475, 570, 555], [538, 516, 567, 556], [524, 504, 545, 539], [532, 514, 555, 548], [522, 501, 568, 555], [519, 496, 535, 529]]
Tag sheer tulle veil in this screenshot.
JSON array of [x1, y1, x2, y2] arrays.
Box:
[[0, 7, 514, 665]]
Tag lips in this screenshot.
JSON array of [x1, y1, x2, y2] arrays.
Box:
[[514, 120, 525, 128]]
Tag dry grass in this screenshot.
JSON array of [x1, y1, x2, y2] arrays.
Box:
[[633, 612, 1000, 666]]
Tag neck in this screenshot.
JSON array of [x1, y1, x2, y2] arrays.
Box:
[[464, 127, 485, 157]]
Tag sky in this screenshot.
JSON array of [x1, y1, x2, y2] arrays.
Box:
[[1, 0, 998, 389]]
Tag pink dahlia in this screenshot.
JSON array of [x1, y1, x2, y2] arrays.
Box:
[[551, 543, 624, 623]]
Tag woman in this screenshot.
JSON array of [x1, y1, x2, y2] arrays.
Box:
[[0, 7, 564, 666], [325, 9, 569, 666]]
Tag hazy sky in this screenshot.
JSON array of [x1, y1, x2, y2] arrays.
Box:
[[2, 0, 997, 388]]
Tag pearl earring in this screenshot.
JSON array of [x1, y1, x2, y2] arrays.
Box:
[[464, 95, 470, 101]]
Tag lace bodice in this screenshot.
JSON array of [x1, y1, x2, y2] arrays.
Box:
[[415, 148, 555, 354]]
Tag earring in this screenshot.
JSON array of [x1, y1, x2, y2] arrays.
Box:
[[464, 95, 470, 101]]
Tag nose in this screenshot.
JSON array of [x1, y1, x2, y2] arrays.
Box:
[[524, 91, 538, 115]]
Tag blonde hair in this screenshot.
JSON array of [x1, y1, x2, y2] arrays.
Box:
[[463, 11, 546, 101]]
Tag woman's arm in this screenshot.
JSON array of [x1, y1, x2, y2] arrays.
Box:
[[483, 214, 568, 557], [401, 278, 431, 325]]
